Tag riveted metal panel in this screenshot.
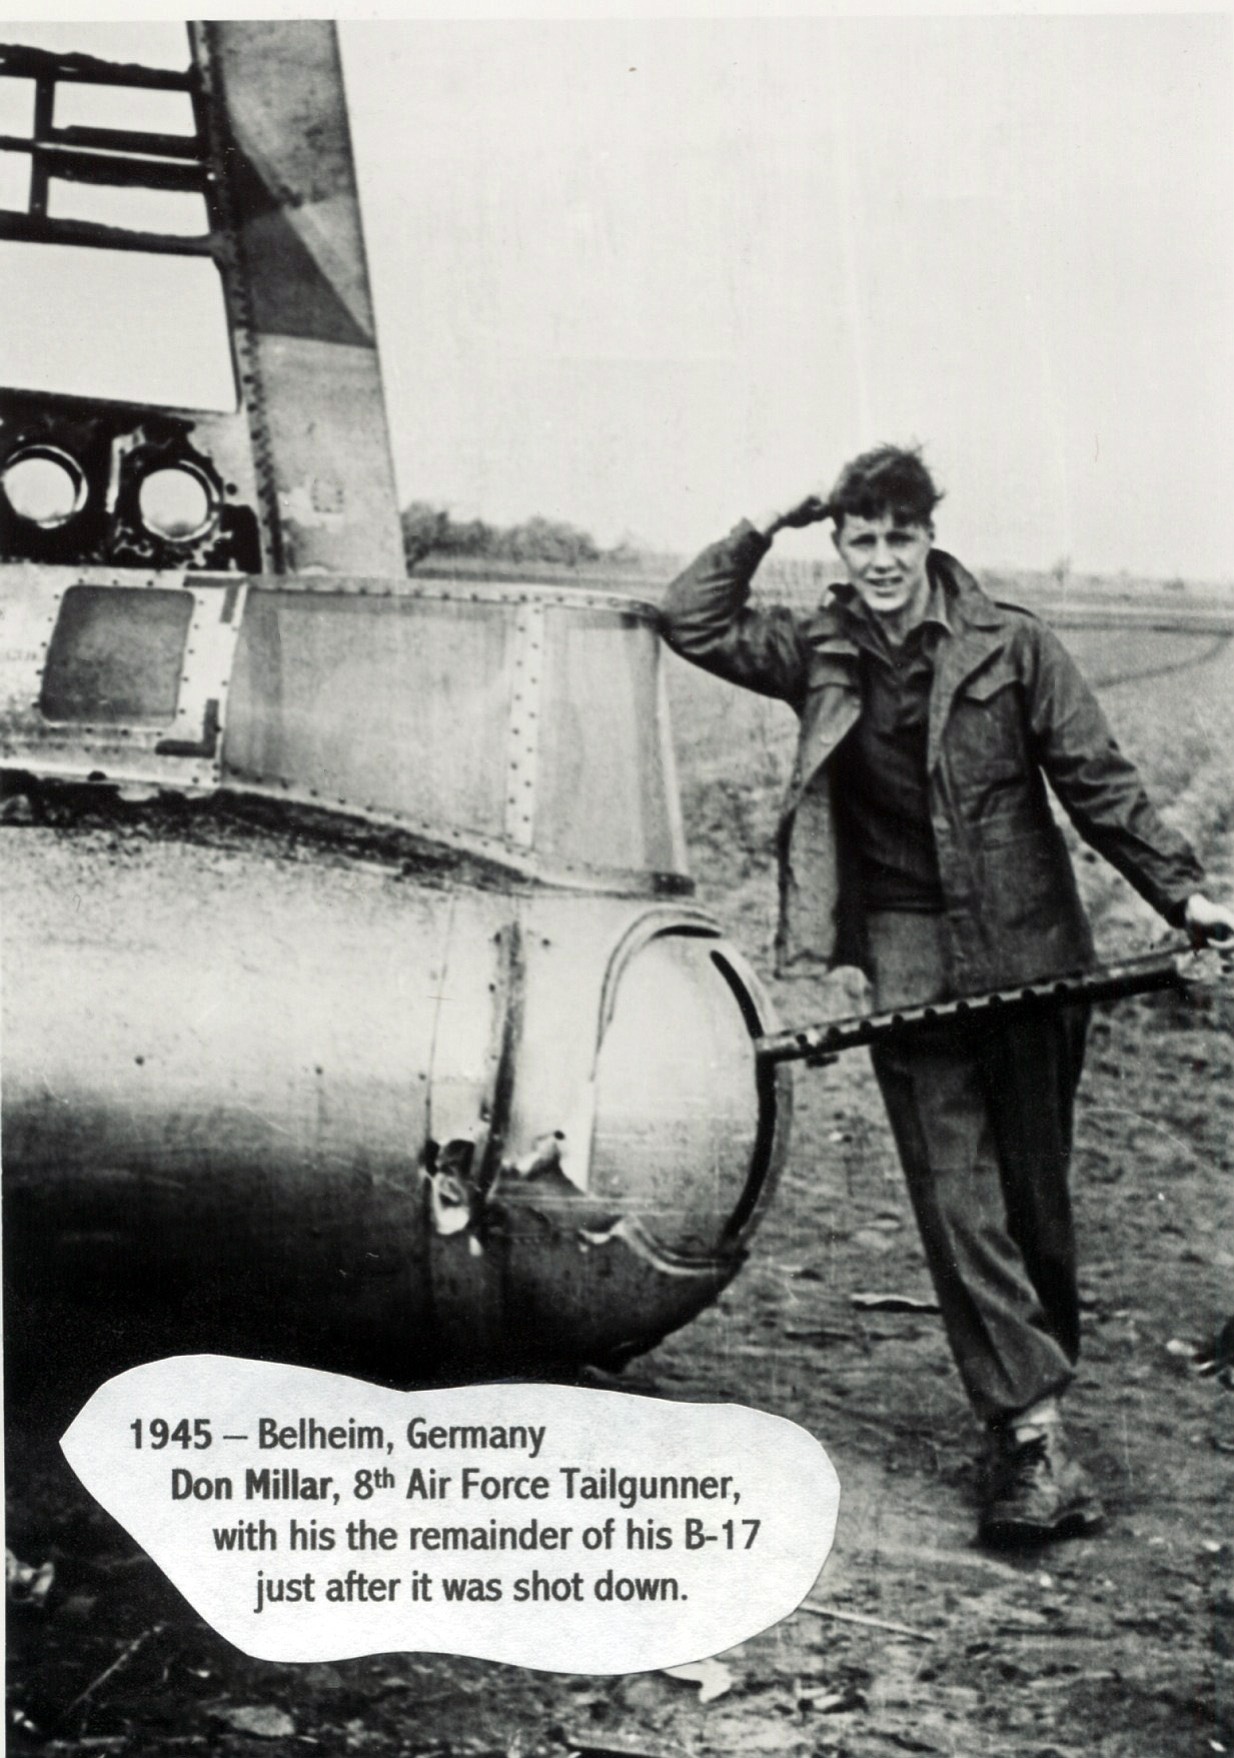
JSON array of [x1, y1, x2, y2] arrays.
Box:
[[193, 22, 404, 576], [0, 562, 245, 789], [223, 588, 515, 842], [506, 599, 544, 848], [219, 579, 690, 890], [535, 605, 686, 874], [40, 585, 193, 723]]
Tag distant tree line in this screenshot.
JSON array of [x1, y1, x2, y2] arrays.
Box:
[[404, 502, 633, 570]]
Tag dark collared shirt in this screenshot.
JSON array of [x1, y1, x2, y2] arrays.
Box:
[[832, 582, 949, 913]]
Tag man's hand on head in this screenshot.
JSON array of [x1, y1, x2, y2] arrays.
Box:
[[752, 491, 832, 539], [1183, 893, 1234, 953]]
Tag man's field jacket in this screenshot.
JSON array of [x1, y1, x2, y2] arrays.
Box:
[[660, 522, 1203, 990]]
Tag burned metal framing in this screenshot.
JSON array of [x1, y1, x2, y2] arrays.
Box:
[[0, 43, 213, 254], [2, 26, 418, 579], [0, 36, 284, 571], [185, 24, 283, 572]]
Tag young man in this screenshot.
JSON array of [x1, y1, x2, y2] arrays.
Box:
[[659, 446, 1234, 1545]]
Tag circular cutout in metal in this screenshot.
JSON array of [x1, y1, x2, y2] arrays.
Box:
[[1, 447, 88, 529], [138, 464, 216, 543]]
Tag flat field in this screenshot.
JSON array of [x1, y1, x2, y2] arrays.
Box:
[[7, 593, 1233, 1756]]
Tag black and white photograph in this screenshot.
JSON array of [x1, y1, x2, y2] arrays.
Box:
[[2, 13, 1232, 1757]]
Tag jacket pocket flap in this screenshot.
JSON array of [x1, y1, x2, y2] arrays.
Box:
[[805, 652, 859, 693], [959, 656, 1018, 701]]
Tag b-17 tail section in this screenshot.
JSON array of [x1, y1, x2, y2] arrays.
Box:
[[0, 23, 402, 578], [194, 22, 404, 576]]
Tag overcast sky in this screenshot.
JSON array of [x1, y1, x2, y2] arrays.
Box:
[[3, 17, 1232, 580]]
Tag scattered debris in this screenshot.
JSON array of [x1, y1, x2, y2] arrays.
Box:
[[426, 1169, 473, 1236], [1026, 1670, 1119, 1692], [564, 1741, 678, 1758], [63, 1623, 166, 1723], [210, 1704, 297, 1740], [661, 1658, 733, 1703], [800, 1601, 937, 1643], [47, 1740, 129, 1752], [5, 1547, 54, 1607], [515, 1131, 566, 1177], [851, 1293, 940, 1314], [1215, 1315, 1234, 1387], [8, 1705, 41, 1739], [812, 1687, 869, 1714], [1165, 1335, 1225, 1377]]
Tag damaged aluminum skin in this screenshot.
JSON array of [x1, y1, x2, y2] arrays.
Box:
[[0, 571, 790, 1386], [0, 23, 787, 1392], [1, 780, 789, 1385]]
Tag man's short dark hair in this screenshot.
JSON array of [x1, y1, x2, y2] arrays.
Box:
[[829, 446, 942, 531]]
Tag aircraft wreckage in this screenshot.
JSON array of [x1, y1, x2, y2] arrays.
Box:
[[0, 23, 1208, 1390], [0, 23, 788, 1384]]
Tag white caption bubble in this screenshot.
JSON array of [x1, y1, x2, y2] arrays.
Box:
[[61, 1356, 839, 1671]]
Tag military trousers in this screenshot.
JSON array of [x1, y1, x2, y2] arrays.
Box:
[[865, 910, 1090, 1426]]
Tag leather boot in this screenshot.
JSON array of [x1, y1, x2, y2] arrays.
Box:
[[979, 1421, 1104, 1547]]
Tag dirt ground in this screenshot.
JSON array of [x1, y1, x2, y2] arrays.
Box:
[[7, 613, 1233, 1757]]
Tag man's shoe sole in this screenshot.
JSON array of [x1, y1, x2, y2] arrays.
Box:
[[979, 1499, 1105, 1549]]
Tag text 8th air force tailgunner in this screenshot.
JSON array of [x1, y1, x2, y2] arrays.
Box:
[[659, 446, 1234, 1546]]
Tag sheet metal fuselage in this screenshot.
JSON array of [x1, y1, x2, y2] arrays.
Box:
[[0, 23, 789, 1389]]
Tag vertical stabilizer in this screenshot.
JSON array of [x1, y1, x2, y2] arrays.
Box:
[[194, 21, 403, 575]]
